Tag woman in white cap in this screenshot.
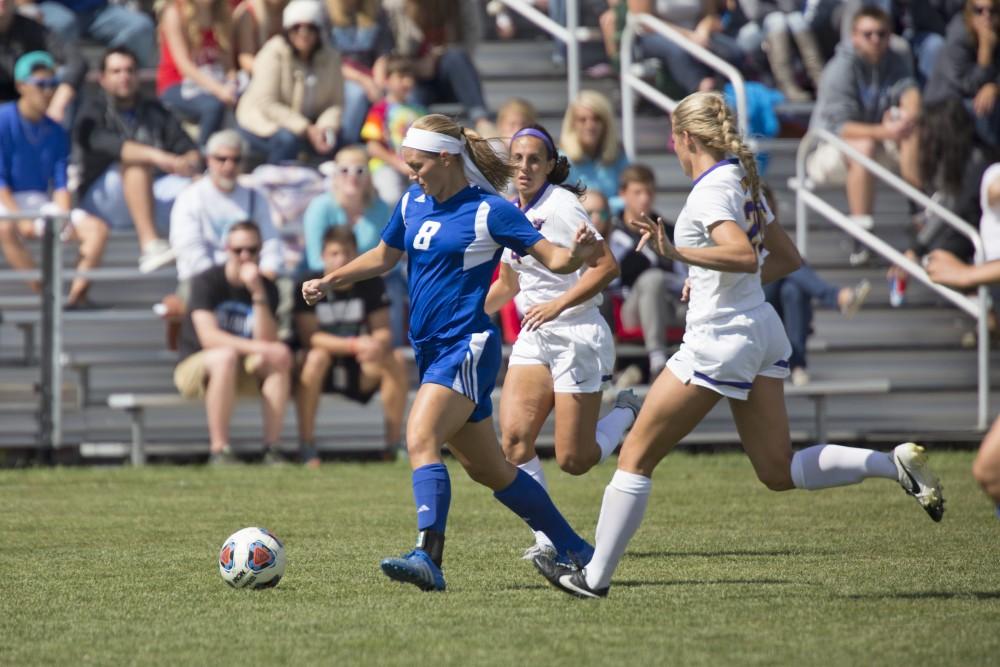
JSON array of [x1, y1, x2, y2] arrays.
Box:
[[302, 113, 600, 592], [236, 0, 344, 163]]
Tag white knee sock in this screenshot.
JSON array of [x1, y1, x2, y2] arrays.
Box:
[[790, 444, 898, 490], [584, 469, 651, 590], [518, 456, 554, 549], [595, 406, 636, 463]]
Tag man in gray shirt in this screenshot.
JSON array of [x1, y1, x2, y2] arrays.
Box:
[[807, 6, 923, 264]]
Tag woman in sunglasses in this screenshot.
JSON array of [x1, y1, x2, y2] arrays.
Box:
[[925, 0, 1000, 149], [236, 0, 343, 163]]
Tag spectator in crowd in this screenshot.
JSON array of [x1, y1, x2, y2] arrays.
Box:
[[233, 0, 288, 76], [737, 0, 827, 101], [236, 0, 342, 164], [294, 225, 408, 466], [612, 164, 686, 377], [496, 97, 538, 142], [560, 89, 630, 212], [807, 6, 923, 266], [174, 220, 291, 465], [33, 0, 156, 68], [326, 0, 396, 145], [0, 0, 86, 123], [925, 0, 1000, 150], [383, 0, 494, 135], [760, 185, 871, 386], [0, 52, 108, 309], [74, 47, 201, 274], [156, 0, 237, 147], [302, 145, 407, 347], [360, 55, 425, 205], [170, 130, 283, 283], [628, 0, 747, 94]]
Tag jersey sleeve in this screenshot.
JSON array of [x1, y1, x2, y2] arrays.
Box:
[[686, 180, 746, 233], [186, 270, 219, 314], [380, 190, 409, 250], [487, 200, 544, 256]]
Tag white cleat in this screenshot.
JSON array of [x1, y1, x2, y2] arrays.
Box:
[[892, 442, 944, 522], [613, 388, 643, 420]]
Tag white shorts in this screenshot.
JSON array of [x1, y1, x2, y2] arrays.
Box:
[[666, 302, 791, 401], [0, 191, 87, 240], [508, 309, 614, 393], [806, 141, 900, 186]]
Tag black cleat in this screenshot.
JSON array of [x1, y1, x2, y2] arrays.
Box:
[[532, 554, 608, 599]]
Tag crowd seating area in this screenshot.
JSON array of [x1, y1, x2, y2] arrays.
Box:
[[0, 1, 997, 465]]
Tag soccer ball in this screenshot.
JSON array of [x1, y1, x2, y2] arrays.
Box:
[[218, 527, 286, 589]]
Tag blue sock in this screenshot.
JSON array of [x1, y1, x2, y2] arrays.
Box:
[[412, 463, 451, 533], [494, 469, 593, 561]]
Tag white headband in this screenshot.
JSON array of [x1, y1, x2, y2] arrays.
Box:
[[401, 127, 498, 195]]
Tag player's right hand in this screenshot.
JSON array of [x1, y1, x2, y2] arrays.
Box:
[[302, 279, 328, 306]]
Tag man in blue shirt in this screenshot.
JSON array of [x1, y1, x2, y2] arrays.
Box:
[[0, 51, 109, 309]]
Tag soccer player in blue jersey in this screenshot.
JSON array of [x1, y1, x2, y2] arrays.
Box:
[[302, 113, 600, 592]]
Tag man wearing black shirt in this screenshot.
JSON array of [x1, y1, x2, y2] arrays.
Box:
[[294, 226, 408, 466], [0, 0, 86, 123], [175, 221, 292, 464], [74, 47, 201, 273]]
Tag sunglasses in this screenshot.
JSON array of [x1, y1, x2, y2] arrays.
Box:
[[335, 165, 367, 177], [210, 154, 242, 164], [25, 78, 59, 90], [858, 29, 889, 40], [972, 5, 997, 14], [288, 23, 319, 34], [230, 245, 261, 256]]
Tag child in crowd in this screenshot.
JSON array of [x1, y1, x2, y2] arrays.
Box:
[[360, 55, 426, 206]]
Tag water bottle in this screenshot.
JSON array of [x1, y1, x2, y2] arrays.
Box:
[[888, 274, 906, 307]]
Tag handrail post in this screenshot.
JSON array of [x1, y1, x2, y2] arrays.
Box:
[[38, 213, 63, 464], [566, 0, 580, 104], [621, 14, 637, 160]]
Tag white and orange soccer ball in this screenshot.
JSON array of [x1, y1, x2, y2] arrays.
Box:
[[218, 527, 286, 589]]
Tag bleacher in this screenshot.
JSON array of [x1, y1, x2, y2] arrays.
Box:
[[0, 32, 995, 465]]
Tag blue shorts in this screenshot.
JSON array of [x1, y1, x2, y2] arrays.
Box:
[[415, 327, 501, 422]]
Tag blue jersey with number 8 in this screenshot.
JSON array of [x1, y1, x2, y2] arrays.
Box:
[[381, 184, 544, 346]]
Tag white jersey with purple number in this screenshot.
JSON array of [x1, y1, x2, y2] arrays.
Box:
[[675, 159, 773, 325], [501, 184, 603, 319], [381, 184, 544, 346]]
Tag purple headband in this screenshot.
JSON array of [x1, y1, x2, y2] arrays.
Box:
[[511, 127, 556, 158]]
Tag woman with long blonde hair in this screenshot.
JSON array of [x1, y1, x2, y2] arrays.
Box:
[[156, 0, 236, 146], [533, 92, 945, 599], [302, 113, 601, 592], [559, 90, 629, 209]]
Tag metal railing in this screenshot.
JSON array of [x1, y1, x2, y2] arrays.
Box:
[[790, 127, 990, 430], [620, 12, 748, 160], [0, 212, 65, 459], [494, 0, 589, 104]]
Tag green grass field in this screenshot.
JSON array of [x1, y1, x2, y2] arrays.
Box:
[[3, 451, 999, 666]]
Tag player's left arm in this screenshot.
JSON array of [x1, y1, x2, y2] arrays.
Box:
[[759, 218, 803, 284], [521, 241, 619, 331]]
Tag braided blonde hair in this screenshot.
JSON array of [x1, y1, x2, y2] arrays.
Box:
[[411, 114, 515, 192], [672, 92, 764, 229]]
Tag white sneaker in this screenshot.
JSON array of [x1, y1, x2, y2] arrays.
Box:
[[522, 542, 557, 562], [139, 239, 176, 273], [892, 442, 944, 522], [848, 247, 871, 267], [790, 367, 810, 386], [840, 279, 871, 319]]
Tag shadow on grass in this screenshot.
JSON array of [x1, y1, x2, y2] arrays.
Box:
[[505, 578, 801, 593], [627, 549, 830, 559], [845, 591, 1000, 601]]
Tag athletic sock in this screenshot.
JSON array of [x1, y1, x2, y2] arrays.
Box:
[[790, 444, 898, 490], [585, 469, 651, 590], [494, 468, 591, 560], [517, 457, 554, 549], [595, 407, 636, 463], [412, 463, 451, 534]]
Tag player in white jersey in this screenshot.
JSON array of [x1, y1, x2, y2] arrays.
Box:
[[485, 124, 642, 561], [532, 91, 946, 599]]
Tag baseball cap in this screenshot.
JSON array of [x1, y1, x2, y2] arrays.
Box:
[[14, 51, 56, 83]]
